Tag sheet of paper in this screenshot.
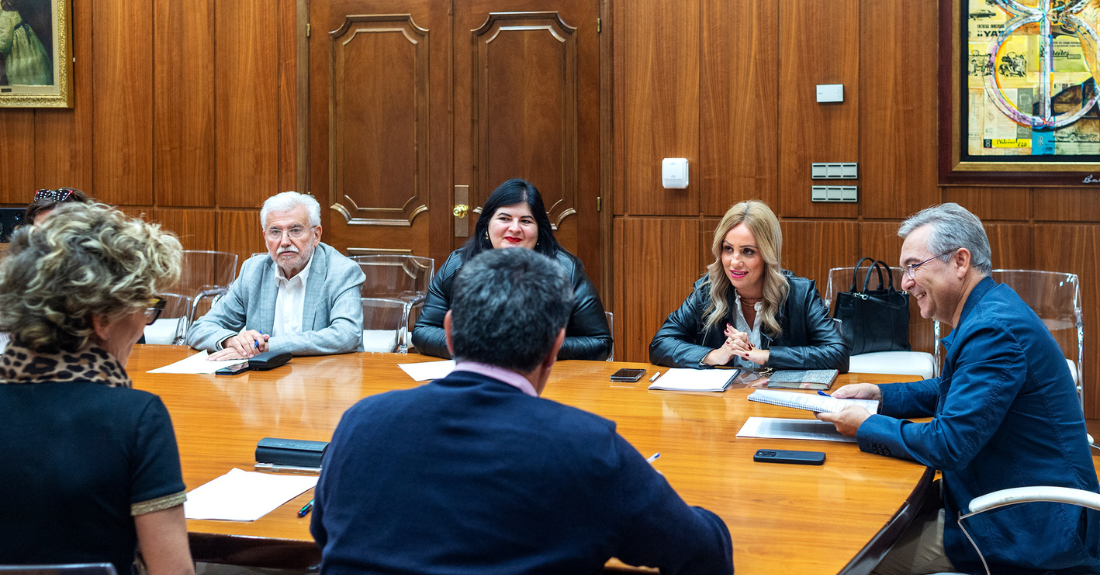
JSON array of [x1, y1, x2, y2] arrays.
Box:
[[648, 367, 739, 392], [736, 416, 856, 443], [147, 351, 245, 374], [398, 359, 455, 381], [747, 389, 879, 414], [184, 468, 318, 521]]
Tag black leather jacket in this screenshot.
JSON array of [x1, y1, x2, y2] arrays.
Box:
[[649, 271, 849, 372], [412, 248, 612, 361]]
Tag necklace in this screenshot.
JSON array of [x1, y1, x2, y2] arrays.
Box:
[[739, 295, 764, 304]]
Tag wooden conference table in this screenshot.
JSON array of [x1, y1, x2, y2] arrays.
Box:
[[129, 345, 933, 575]]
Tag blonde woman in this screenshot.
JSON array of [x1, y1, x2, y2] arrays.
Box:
[[0, 203, 193, 575], [650, 200, 847, 372]]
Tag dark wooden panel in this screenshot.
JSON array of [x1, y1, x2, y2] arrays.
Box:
[[1040, 224, 1100, 418], [613, 217, 700, 363], [777, 0, 858, 219], [699, 0, 778, 216], [0, 110, 35, 204], [943, 187, 1028, 222], [33, 0, 93, 194], [278, 0, 298, 195], [154, 0, 215, 208], [780, 220, 859, 290], [93, 0, 153, 205], [615, 0, 700, 216], [473, 13, 576, 229], [216, 0, 279, 208], [985, 223, 1031, 271], [699, 218, 721, 279], [330, 15, 427, 224], [148, 209, 217, 251], [1033, 188, 1100, 223], [217, 210, 267, 272], [859, 0, 938, 220]]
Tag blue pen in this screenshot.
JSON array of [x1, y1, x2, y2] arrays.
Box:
[[255, 332, 265, 348], [298, 498, 314, 517], [817, 390, 831, 397]]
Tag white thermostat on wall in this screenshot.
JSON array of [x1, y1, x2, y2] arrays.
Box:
[[662, 158, 689, 189]]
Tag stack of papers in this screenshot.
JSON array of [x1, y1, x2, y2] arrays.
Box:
[[184, 468, 318, 521], [147, 351, 245, 374], [648, 368, 740, 392], [747, 389, 879, 414], [398, 360, 455, 381], [736, 417, 855, 443]]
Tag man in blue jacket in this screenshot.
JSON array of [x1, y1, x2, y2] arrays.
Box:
[[820, 203, 1099, 575], [311, 248, 732, 575]]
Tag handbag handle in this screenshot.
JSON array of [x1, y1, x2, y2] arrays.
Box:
[[862, 260, 896, 293], [850, 257, 881, 293]]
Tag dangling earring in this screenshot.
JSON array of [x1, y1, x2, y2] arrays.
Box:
[[484, 230, 489, 240]]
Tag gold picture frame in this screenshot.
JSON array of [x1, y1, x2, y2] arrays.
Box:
[[0, 0, 73, 108]]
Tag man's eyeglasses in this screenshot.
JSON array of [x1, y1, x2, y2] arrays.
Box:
[[266, 226, 312, 241], [34, 188, 76, 203], [144, 297, 168, 325], [905, 250, 957, 279]]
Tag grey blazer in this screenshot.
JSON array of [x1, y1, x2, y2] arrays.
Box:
[[185, 242, 365, 355]]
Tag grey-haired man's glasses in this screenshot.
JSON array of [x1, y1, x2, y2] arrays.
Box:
[[905, 250, 957, 279]]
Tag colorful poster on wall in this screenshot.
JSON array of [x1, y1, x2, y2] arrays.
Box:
[[962, 0, 1100, 161]]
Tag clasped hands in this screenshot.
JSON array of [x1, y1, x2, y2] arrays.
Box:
[[208, 330, 269, 360], [703, 324, 768, 367]]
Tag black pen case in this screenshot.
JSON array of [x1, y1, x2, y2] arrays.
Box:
[[255, 437, 328, 468]]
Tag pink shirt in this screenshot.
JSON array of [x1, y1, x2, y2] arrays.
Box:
[[451, 361, 538, 397]]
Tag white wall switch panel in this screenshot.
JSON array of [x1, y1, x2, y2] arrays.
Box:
[[816, 84, 844, 103]]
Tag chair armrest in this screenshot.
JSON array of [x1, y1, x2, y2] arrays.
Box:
[[968, 486, 1100, 514]]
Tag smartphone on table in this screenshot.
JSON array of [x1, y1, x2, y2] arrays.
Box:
[[609, 368, 647, 382]]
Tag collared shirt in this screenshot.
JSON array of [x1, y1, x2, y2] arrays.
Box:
[[730, 291, 763, 371], [272, 254, 315, 337], [452, 361, 538, 397]]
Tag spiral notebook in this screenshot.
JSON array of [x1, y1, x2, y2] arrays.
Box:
[[764, 369, 839, 390], [747, 389, 879, 414], [648, 368, 741, 392]]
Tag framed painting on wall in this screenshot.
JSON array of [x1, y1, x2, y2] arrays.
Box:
[[0, 0, 72, 108], [940, 0, 1100, 184]]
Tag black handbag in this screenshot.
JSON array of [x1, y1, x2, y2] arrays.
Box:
[[833, 257, 911, 355]]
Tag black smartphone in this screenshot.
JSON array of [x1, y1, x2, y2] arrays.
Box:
[[753, 449, 826, 465], [609, 368, 647, 382], [215, 361, 251, 376]]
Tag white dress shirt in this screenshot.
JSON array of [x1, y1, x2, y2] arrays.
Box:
[[272, 254, 315, 337], [731, 291, 763, 371]]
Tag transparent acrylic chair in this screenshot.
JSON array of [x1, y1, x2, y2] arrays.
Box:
[[823, 266, 940, 379], [178, 251, 239, 324], [605, 311, 614, 362], [989, 270, 1083, 408], [142, 293, 193, 345], [361, 297, 409, 353], [351, 255, 434, 352]]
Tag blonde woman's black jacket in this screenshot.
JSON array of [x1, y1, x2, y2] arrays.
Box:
[[412, 248, 612, 361], [649, 270, 849, 372]]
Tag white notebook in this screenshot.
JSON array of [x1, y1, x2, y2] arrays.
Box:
[[747, 389, 879, 414], [648, 368, 740, 392]]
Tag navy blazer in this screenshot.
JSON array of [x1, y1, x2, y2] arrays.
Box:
[[312, 370, 732, 575], [859, 277, 1100, 574]]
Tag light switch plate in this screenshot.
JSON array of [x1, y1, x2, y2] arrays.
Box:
[[816, 84, 844, 103]]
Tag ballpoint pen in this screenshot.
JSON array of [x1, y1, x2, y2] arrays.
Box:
[[646, 452, 661, 464], [298, 499, 314, 517], [817, 390, 831, 397], [648, 371, 661, 382]]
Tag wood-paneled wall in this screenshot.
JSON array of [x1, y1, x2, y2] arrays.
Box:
[[610, 1, 1100, 418], [0, 0, 300, 266]]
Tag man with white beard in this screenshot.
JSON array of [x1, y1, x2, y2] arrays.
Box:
[[187, 191, 365, 358]]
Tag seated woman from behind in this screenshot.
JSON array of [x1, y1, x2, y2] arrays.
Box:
[[413, 178, 611, 361], [0, 203, 194, 575], [650, 200, 848, 373]]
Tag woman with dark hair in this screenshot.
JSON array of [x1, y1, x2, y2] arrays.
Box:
[[26, 187, 91, 223], [413, 178, 611, 360]]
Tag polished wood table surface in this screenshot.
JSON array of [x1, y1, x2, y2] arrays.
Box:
[[129, 345, 933, 574]]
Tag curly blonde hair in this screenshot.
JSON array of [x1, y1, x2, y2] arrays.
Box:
[[0, 203, 182, 352], [703, 200, 789, 337]]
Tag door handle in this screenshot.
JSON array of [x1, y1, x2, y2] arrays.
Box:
[[453, 204, 469, 218], [454, 185, 470, 238]]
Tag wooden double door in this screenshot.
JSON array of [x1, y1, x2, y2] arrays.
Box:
[[309, 0, 602, 284]]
